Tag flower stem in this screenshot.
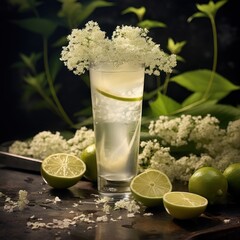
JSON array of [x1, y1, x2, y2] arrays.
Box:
[[43, 37, 74, 127], [203, 15, 218, 100], [162, 72, 171, 95]]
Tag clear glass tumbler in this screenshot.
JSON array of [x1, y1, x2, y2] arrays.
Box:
[[89, 62, 145, 199]]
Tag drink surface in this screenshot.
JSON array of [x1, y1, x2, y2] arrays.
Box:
[[90, 63, 145, 193]]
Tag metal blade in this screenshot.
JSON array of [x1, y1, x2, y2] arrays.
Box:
[[0, 151, 41, 172]]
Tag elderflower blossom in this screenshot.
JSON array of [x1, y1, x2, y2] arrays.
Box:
[[174, 154, 213, 182], [138, 140, 176, 181], [149, 115, 194, 146], [18, 190, 29, 211], [9, 127, 94, 160], [67, 127, 95, 157], [28, 131, 69, 159], [226, 119, 240, 149], [60, 21, 176, 76], [142, 115, 240, 182], [8, 140, 31, 157]]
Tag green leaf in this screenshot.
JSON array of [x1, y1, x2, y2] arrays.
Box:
[[52, 36, 68, 48], [143, 86, 162, 101], [196, 0, 228, 17], [7, 0, 41, 12], [14, 18, 58, 37], [122, 7, 146, 21], [24, 73, 46, 88], [180, 103, 240, 128], [176, 55, 185, 62], [182, 91, 229, 107], [19, 52, 42, 73], [188, 0, 228, 21], [167, 38, 186, 55], [172, 69, 240, 93], [149, 93, 181, 116], [49, 52, 63, 81], [58, 0, 83, 28], [77, 1, 115, 26], [138, 20, 166, 29], [187, 12, 206, 22]]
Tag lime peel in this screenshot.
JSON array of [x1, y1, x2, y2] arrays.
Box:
[[97, 88, 142, 102], [80, 144, 98, 182]]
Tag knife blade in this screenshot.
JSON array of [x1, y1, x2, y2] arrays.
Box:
[[0, 151, 41, 172]]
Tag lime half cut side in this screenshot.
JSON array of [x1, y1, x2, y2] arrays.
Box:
[[130, 169, 172, 207], [41, 153, 86, 189], [96, 88, 142, 102], [163, 191, 208, 220]]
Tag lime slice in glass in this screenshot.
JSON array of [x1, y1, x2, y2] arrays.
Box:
[[41, 153, 86, 189], [130, 169, 172, 207], [163, 191, 208, 219], [96, 88, 142, 102]]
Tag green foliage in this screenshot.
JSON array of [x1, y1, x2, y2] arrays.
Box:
[[7, 0, 114, 128], [6, 0, 240, 132], [172, 70, 240, 93], [138, 20, 166, 29], [122, 6, 146, 21], [149, 93, 181, 116], [14, 18, 58, 38], [8, 0, 40, 12], [167, 38, 187, 62], [58, 0, 114, 29], [188, 0, 228, 22]]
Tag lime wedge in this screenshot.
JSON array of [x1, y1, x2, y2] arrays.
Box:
[[96, 88, 142, 102], [130, 169, 172, 207], [41, 153, 86, 189], [163, 191, 208, 219]]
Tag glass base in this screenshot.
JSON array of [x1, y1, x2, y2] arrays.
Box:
[[98, 176, 132, 200]]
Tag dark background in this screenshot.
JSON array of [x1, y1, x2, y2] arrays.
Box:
[[1, 0, 240, 142]]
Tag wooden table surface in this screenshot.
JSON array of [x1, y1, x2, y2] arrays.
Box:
[[0, 165, 240, 240]]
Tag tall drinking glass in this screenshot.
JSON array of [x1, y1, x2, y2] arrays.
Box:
[[89, 62, 145, 199]]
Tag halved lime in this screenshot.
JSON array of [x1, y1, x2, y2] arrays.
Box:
[[41, 153, 86, 189], [163, 191, 208, 219], [130, 169, 172, 207], [80, 144, 97, 182]]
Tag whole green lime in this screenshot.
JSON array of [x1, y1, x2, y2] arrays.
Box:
[[223, 163, 240, 198], [80, 144, 97, 182], [188, 167, 228, 205]]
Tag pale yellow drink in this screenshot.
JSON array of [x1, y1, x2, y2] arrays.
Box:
[[89, 62, 145, 198]]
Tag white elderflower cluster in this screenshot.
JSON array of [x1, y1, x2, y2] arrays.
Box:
[[18, 190, 29, 211], [67, 127, 95, 157], [114, 199, 140, 214], [226, 119, 240, 148], [138, 140, 176, 181], [174, 154, 213, 182], [149, 114, 227, 148], [29, 131, 69, 159], [1, 190, 29, 212], [141, 115, 240, 182], [9, 127, 94, 160], [8, 140, 31, 157], [60, 21, 176, 76]]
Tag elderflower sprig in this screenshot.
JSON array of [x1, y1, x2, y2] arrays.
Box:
[[139, 115, 240, 182], [60, 21, 176, 76]]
